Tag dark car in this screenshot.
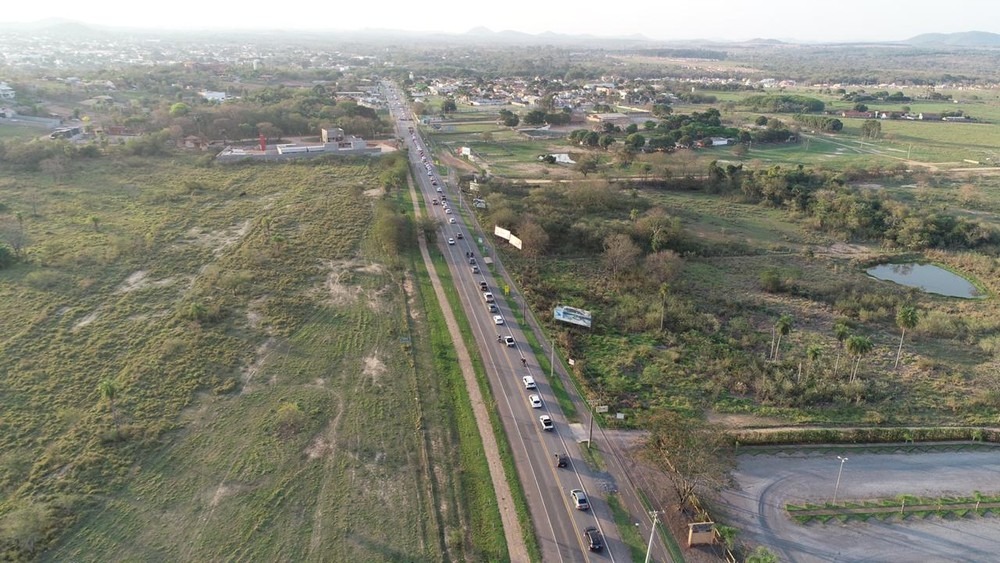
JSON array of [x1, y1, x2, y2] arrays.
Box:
[[584, 527, 603, 551], [554, 453, 568, 468]]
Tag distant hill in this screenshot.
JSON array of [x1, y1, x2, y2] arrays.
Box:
[[906, 31, 1000, 47]]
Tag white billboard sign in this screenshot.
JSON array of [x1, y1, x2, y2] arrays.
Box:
[[494, 225, 511, 240], [554, 305, 593, 328], [509, 235, 523, 250]]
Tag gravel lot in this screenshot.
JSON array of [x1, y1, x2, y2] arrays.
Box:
[[714, 445, 1000, 562]]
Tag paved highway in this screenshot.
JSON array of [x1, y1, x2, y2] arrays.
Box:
[[383, 82, 626, 562]]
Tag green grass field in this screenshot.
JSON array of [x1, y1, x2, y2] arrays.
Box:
[[0, 155, 504, 560]]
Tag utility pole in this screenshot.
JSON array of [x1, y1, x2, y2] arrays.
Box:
[[645, 510, 661, 563]]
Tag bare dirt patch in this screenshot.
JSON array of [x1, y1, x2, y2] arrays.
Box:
[[363, 354, 386, 384], [402, 274, 419, 320], [437, 150, 479, 174], [72, 309, 101, 331], [321, 259, 388, 309], [116, 270, 178, 293], [241, 336, 279, 393], [821, 242, 875, 258], [208, 483, 239, 507], [363, 187, 384, 198], [246, 297, 268, 330], [117, 270, 148, 293], [184, 220, 252, 256]]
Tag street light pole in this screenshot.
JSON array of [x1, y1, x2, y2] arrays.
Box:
[[644, 510, 660, 563], [833, 455, 848, 504]]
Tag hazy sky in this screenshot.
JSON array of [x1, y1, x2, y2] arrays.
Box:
[[4, 0, 999, 42]]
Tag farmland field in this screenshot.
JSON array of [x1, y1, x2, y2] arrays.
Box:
[[0, 155, 504, 561]]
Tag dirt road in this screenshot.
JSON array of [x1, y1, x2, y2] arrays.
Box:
[[407, 174, 529, 562]]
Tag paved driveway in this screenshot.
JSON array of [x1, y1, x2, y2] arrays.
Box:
[[714, 445, 1000, 562]]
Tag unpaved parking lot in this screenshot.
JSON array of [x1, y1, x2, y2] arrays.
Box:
[[714, 444, 1000, 562]]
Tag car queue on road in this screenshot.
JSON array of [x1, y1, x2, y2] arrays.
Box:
[[384, 82, 613, 560]]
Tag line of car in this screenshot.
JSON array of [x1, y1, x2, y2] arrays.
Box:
[[391, 87, 605, 556]]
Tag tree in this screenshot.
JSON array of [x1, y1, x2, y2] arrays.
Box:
[[643, 410, 735, 510], [0, 502, 53, 555], [833, 321, 850, 376], [746, 546, 779, 563], [599, 134, 615, 151], [89, 216, 101, 232], [275, 402, 308, 437], [894, 306, 920, 369], [754, 115, 769, 126], [624, 123, 639, 134], [846, 335, 874, 383], [806, 344, 823, 377], [498, 109, 519, 127], [169, 102, 190, 117], [853, 103, 869, 112], [517, 219, 549, 263], [441, 98, 457, 114], [0, 216, 28, 258], [0, 244, 15, 269], [601, 233, 641, 280], [256, 121, 282, 142], [98, 377, 121, 430], [523, 110, 547, 126], [772, 314, 793, 361], [651, 103, 672, 118], [658, 283, 670, 331], [624, 133, 645, 150], [861, 119, 881, 140]]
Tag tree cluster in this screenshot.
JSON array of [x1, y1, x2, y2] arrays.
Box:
[[841, 90, 912, 104], [740, 94, 825, 113], [726, 164, 997, 250], [793, 114, 844, 132]]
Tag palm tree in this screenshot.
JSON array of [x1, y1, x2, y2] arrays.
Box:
[[659, 283, 670, 332], [806, 344, 823, 377], [773, 314, 793, 361], [832, 321, 850, 376], [894, 306, 920, 369], [98, 378, 121, 430], [846, 335, 874, 383]]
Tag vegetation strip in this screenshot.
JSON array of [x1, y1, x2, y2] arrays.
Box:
[[407, 173, 529, 561], [787, 493, 1000, 523]]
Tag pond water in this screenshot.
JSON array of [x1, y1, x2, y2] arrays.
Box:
[[866, 263, 984, 298]]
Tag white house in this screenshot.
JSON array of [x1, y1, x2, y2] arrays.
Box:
[[0, 82, 15, 100], [199, 90, 227, 102]]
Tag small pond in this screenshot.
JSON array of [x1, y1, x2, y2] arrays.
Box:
[[866, 263, 984, 298]]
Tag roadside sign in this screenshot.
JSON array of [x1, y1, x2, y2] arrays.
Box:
[[596, 405, 609, 413]]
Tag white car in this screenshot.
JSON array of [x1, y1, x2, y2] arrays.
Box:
[[447, 238, 455, 245], [522, 375, 536, 389], [493, 315, 504, 325], [528, 394, 542, 408], [445, 208, 452, 214], [449, 218, 456, 224], [539, 415, 553, 431]]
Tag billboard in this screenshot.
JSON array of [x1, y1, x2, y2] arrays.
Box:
[[509, 235, 523, 249], [494, 225, 511, 240], [554, 305, 592, 328]]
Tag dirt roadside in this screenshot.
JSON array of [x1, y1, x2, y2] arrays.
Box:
[[407, 174, 529, 561]]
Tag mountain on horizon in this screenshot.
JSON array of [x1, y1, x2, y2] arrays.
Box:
[[906, 30, 1000, 46]]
